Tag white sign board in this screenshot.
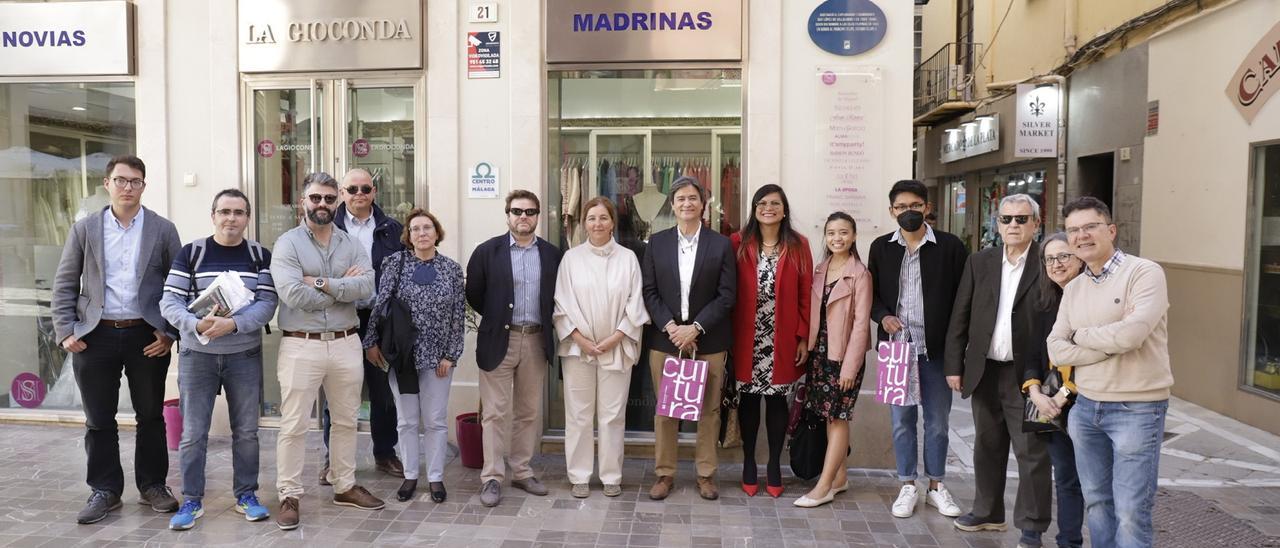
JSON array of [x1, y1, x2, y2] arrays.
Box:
[[814, 67, 883, 232], [1015, 83, 1059, 158], [941, 115, 999, 163], [0, 1, 134, 76], [469, 162, 500, 198]]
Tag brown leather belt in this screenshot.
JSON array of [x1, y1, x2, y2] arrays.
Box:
[[282, 327, 359, 341], [100, 319, 146, 329], [508, 324, 541, 334]]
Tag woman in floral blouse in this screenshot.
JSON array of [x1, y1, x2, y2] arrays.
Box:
[[365, 208, 465, 504]]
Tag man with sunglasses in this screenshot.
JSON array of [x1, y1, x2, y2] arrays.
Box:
[[465, 190, 562, 507], [943, 194, 1052, 547], [271, 172, 384, 530], [314, 169, 407, 485], [1048, 196, 1172, 548], [53, 154, 183, 524]]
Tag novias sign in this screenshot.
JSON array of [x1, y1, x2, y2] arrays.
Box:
[[1227, 21, 1280, 124]]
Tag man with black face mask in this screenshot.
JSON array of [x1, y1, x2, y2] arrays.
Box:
[[867, 180, 969, 521]]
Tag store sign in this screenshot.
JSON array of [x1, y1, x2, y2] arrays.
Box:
[[238, 0, 422, 73], [940, 115, 999, 163], [546, 0, 741, 63], [467, 32, 501, 79], [0, 1, 134, 76], [469, 162, 499, 198], [11, 373, 46, 409], [807, 0, 888, 57], [1226, 21, 1280, 124], [1015, 83, 1058, 158]]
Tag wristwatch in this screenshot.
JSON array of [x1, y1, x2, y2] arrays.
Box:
[[314, 277, 326, 290]]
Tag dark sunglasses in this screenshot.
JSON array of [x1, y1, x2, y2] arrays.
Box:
[[998, 215, 1031, 225], [508, 207, 540, 217], [308, 194, 339, 205], [345, 185, 373, 195]]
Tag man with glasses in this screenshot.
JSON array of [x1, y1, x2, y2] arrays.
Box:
[[271, 172, 384, 530], [867, 179, 968, 520], [160, 189, 277, 530], [944, 194, 1052, 546], [314, 168, 407, 485], [1048, 196, 1172, 548], [466, 190, 562, 507], [52, 154, 183, 524]]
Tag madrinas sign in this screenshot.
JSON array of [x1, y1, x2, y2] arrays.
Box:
[[546, 0, 741, 63], [1226, 21, 1280, 124], [238, 0, 421, 73], [0, 1, 134, 77]]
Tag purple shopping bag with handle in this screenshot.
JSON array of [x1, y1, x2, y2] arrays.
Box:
[[875, 334, 921, 406], [656, 353, 709, 421]]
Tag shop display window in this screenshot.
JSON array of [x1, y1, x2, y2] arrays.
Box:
[[1246, 144, 1280, 398], [981, 170, 1046, 249]]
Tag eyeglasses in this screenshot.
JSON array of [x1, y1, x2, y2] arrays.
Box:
[[998, 215, 1032, 225], [214, 208, 248, 217], [109, 176, 146, 190], [1044, 253, 1076, 266], [408, 225, 436, 234], [891, 203, 926, 213], [1065, 222, 1107, 237], [755, 200, 784, 209], [508, 207, 540, 217], [345, 185, 373, 195], [307, 194, 339, 205]]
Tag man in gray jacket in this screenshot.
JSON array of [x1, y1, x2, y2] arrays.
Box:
[[270, 172, 384, 530], [51, 155, 183, 524]]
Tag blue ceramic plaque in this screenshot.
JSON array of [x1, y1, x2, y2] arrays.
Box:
[[808, 0, 887, 56]]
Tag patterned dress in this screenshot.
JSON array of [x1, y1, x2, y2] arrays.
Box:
[[807, 280, 863, 420], [363, 250, 467, 371], [740, 251, 789, 395]]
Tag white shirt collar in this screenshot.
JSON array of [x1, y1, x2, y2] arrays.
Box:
[[347, 210, 374, 227], [104, 206, 143, 231], [890, 224, 936, 246], [1002, 245, 1030, 268]]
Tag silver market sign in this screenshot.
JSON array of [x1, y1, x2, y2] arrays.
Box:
[[1015, 83, 1058, 158], [238, 0, 422, 73], [1227, 20, 1280, 124], [0, 1, 134, 76], [941, 115, 999, 163]]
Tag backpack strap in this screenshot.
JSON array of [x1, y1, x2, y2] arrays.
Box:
[[245, 239, 272, 334], [187, 239, 208, 299]]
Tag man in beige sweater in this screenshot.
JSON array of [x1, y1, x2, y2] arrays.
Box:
[[1047, 196, 1173, 548]]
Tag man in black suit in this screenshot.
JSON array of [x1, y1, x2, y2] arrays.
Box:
[[641, 177, 737, 501], [867, 180, 968, 520], [944, 194, 1052, 545], [465, 190, 562, 507]]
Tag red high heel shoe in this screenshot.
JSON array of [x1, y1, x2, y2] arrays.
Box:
[[766, 484, 785, 498], [741, 482, 759, 497]]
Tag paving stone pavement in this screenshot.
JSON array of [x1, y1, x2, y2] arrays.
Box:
[[0, 395, 1276, 547]]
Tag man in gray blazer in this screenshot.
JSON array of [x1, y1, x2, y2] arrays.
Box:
[[52, 155, 183, 525]]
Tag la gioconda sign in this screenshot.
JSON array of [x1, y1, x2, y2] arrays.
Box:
[[238, 0, 422, 73]]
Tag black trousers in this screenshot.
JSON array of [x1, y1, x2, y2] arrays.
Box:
[[970, 359, 1053, 531], [322, 308, 398, 460], [72, 324, 171, 496]]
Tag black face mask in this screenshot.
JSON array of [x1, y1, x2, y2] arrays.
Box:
[[897, 210, 925, 232]]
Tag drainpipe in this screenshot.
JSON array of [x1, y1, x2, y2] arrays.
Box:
[[1041, 75, 1068, 228], [1065, 0, 1079, 56]]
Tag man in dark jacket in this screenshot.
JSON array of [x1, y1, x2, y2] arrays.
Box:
[[319, 168, 406, 483], [867, 180, 968, 520], [466, 190, 562, 507], [944, 194, 1052, 545]]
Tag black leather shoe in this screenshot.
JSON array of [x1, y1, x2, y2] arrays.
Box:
[[396, 479, 417, 502], [77, 490, 122, 524], [139, 484, 179, 513], [429, 481, 446, 503]]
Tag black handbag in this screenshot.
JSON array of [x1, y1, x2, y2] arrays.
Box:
[[1023, 368, 1069, 433], [375, 251, 420, 394], [788, 408, 827, 481]]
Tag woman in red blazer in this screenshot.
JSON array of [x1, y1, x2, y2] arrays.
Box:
[[731, 184, 813, 498]]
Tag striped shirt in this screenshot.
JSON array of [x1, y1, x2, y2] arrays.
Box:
[[159, 237, 278, 354], [891, 226, 937, 356], [510, 235, 543, 325]]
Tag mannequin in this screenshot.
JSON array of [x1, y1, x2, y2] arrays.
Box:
[[632, 175, 667, 224]]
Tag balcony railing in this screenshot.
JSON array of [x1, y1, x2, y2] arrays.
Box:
[[914, 42, 981, 123]]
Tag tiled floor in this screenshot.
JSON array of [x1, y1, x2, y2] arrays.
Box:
[[0, 395, 1277, 547]]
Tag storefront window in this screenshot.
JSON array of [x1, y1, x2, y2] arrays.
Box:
[[0, 82, 135, 411], [1246, 144, 1280, 398], [946, 178, 967, 243], [545, 68, 742, 433]]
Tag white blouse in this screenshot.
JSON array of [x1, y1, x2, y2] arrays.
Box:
[[552, 238, 651, 371]]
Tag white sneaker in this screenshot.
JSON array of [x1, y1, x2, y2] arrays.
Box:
[[891, 484, 918, 518], [926, 483, 962, 517]]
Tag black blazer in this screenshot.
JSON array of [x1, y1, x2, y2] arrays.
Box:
[[465, 234, 562, 371], [867, 229, 969, 361], [942, 242, 1044, 398], [641, 226, 737, 355]]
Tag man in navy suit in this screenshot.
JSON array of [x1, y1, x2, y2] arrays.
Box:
[[465, 190, 562, 507]]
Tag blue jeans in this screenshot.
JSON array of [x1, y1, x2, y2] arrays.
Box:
[[177, 346, 263, 501], [1067, 396, 1167, 548], [890, 356, 952, 481], [1048, 430, 1084, 548]]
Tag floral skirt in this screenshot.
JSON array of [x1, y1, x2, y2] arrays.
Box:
[[806, 354, 864, 421]]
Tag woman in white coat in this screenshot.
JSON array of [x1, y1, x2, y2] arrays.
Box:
[[553, 196, 650, 498]]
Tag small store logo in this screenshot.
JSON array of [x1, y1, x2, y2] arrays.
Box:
[[822, 71, 837, 85], [1029, 97, 1046, 117], [257, 139, 276, 158], [352, 139, 370, 158], [11, 373, 46, 409]]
